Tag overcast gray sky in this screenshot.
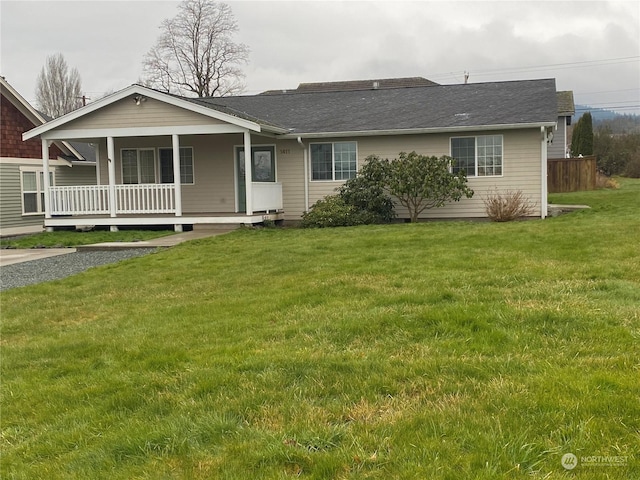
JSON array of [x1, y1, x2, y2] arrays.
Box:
[[1, 0, 639, 114]]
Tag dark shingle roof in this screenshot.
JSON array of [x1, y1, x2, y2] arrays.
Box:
[[67, 141, 96, 162], [556, 91, 575, 116], [260, 77, 439, 95], [200, 78, 557, 135]]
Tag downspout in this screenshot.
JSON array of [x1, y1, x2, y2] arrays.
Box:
[[540, 126, 548, 219], [297, 137, 309, 212]]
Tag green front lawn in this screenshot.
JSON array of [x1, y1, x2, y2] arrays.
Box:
[[2, 180, 639, 479], [0, 229, 175, 248]]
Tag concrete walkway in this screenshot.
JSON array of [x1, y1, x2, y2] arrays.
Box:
[[0, 229, 233, 266], [0, 248, 76, 267], [75, 229, 233, 251]]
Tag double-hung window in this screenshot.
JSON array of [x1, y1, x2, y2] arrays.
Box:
[[451, 135, 503, 177], [310, 141, 357, 180], [122, 149, 156, 184], [159, 147, 194, 184], [20, 168, 53, 215]]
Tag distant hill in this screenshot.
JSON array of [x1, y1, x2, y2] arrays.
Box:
[[575, 105, 640, 134]]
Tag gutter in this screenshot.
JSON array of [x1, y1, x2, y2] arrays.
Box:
[[297, 137, 309, 212], [282, 122, 558, 140]]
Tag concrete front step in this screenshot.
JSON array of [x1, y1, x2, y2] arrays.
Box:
[[547, 204, 591, 217]]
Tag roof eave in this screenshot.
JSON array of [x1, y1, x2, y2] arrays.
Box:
[[0, 77, 48, 126], [282, 121, 558, 139]]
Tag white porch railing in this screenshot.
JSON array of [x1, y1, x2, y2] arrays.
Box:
[[50, 185, 110, 215], [49, 184, 175, 215], [49, 183, 280, 216], [116, 184, 175, 214], [252, 182, 283, 212]]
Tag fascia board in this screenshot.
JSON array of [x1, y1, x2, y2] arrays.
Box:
[[0, 77, 47, 126], [282, 122, 558, 139], [23, 84, 262, 141], [60, 141, 84, 160]]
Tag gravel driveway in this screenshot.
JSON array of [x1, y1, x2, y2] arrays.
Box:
[[0, 249, 156, 291]]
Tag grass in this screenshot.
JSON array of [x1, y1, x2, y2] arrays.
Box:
[[1, 179, 639, 479], [0, 229, 175, 248]]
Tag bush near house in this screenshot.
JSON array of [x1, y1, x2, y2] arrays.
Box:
[[385, 152, 473, 222], [302, 155, 395, 228], [303, 152, 473, 227], [300, 195, 368, 228], [483, 189, 536, 221]]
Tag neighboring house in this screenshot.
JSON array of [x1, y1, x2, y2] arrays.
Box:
[[22, 77, 557, 232], [1, 76, 96, 236], [548, 90, 575, 159]]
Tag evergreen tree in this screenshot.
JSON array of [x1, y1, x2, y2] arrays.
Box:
[[571, 112, 594, 156]]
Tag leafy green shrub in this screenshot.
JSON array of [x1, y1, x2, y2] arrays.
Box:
[[338, 154, 395, 224], [386, 152, 473, 222], [301, 195, 371, 228], [301, 152, 475, 227]]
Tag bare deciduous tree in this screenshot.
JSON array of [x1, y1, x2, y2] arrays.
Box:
[[142, 0, 249, 97], [36, 53, 83, 118]]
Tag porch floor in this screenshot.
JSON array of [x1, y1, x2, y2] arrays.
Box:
[[45, 211, 284, 229]]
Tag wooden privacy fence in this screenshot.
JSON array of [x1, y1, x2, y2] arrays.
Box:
[[547, 156, 597, 193]]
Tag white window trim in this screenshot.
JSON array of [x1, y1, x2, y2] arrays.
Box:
[[120, 147, 157, 184], [19, 166, 55, 216], [309, 141, 358, 182], [158, 146, 195, 185], [450, 134, 504, 178]]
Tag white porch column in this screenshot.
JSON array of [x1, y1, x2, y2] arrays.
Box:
[[172, 134, 183, 232], [41, 139, 53, 231], [107, 136, 118, 231], [94, 143, 101, 185], [243, 130, 253, 215]]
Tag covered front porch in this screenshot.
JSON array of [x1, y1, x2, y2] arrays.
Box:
[[23, 84, 289, 232], [45, 181, 284, 230]]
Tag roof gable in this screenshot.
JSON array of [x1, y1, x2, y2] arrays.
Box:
[[23, 84, 276, 141], [61, 95, 228, 131], [1, 76, 86, 160], [0, 76, 47, 126]]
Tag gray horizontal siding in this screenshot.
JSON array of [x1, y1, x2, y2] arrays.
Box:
[[0, 163, 44, 230], [55, 164, 97, 186], [548, 116, 567, 159]]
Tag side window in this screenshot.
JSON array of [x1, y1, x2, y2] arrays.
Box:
[[21, 169, 54, 214], [310, 142, 357, 181], [159, 148, 194, 184]]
